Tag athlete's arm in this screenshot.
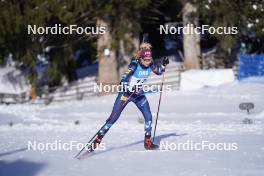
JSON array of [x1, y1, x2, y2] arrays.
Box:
[[120, 58, 138, 84]]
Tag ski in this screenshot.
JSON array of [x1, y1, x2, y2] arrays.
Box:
[[75, 132, 103, 159], [129, 150, 164, 153], [74, 91, 136, 159], [73, 125, 105, 159], [76, 144, 96, 160]]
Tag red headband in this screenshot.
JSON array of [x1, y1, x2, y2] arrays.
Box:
[[141, 50, 152, 58]]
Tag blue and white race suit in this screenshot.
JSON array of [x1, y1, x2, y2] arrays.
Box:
[[99, 58, 165, 137]]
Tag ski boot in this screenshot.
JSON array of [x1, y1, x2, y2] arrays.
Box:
[[144, 135, 159, 150], [89, 134, 103, 152]]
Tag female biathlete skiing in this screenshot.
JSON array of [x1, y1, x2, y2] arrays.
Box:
[[76, 43, 169, 158]]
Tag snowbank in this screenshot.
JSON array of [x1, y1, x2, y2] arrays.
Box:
[[180, 69, 235, 91], [255, 110, 264, 119], [239, 76, 264, 84], [0, 67, 30, 94]]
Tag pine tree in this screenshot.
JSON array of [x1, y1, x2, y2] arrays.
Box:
[[0, 0, 94, 85], [94, 0, 152, 87], [196, 0, 264, 52]]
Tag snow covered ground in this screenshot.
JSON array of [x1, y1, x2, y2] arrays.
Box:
[[0, 73, 264, 176]]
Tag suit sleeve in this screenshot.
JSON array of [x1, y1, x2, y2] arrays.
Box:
[[120, 59, 138, 84]]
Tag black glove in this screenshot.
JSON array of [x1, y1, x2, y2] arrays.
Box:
[[162, 57, 169, 66]]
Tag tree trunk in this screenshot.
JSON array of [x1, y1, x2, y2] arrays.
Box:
[[182, 2, 201, 69], [97, 17, 119, 85], [97, 17, 139, 88], [118, 32, 139, 77]]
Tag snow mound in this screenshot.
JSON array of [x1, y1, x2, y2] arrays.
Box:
[[239, 76, 264, 84], [255, 110, 264, 119], [180, 69, 235, 91], [0, 66, 30, 94]]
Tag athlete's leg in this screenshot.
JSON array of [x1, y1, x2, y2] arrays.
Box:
[[133, 94, 159, 150], [133, 94, 153, 136], [98, 92, 131, 136]]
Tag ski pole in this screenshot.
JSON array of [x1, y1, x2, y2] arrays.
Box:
[[153, 66, 166, 143], [74, 90, 136, 158]]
